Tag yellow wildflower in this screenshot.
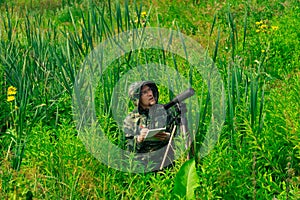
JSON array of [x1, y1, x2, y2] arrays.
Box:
[[255, 21, 263, 25], [256, 29, 260, 33], [261, 49, 265, 53], [7, 95, 15, 102], [260, 24, 268, 29], [141, 11, 147, 17], [7, 86, 17, 95], [271, 26, 279, 30]]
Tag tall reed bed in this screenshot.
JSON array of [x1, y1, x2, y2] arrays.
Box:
[[0, 0, 136, 169], [195, 4, 299, 199], [0, 0, 299, 199]]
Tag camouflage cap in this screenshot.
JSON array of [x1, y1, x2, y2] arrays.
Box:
[[128, 81, 143, 102]]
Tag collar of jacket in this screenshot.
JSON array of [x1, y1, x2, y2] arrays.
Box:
[[138, 105, 150, 116]]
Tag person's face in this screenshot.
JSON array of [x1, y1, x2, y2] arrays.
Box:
[[139, 85, 156, 109]]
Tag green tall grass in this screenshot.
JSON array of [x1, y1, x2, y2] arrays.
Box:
[[0, 0, 299, 199]]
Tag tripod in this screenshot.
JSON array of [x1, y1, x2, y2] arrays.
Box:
[[160, 102, 192, 170]]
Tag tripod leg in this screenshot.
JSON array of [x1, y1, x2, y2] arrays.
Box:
[[160, 125, 177, 170]]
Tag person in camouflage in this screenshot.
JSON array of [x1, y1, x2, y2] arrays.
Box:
[[123, 81, 175, 153]]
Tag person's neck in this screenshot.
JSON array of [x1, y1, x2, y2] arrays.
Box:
[[138, 105, 150, 115], [141, 106, 150, 110]]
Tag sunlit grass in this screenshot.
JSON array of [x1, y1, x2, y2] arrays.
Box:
[[0, 0, 299, 199]]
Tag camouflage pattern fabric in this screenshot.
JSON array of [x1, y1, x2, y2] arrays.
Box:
[[123, 106, 171, 153], [124, 81, 178, 154], [123, 105, 179, 171]]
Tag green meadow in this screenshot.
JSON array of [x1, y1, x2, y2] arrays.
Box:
[[0, 0, 299, 199]]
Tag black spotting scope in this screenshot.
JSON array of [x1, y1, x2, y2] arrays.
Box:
[[163, 88, 195, 110]]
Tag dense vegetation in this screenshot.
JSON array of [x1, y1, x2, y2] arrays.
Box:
[[0, 0, 299, 199]]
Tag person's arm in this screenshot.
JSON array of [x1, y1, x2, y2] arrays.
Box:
[[124, 115, 137, 151], [153, 132, 170, 141], [123, 114, 147, 152]]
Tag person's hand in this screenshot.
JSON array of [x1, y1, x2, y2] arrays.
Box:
[[154, 132, 170, 141], [137, 128, 148, 143]]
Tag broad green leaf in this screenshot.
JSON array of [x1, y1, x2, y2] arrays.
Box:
[[173, 159, 200, 200]]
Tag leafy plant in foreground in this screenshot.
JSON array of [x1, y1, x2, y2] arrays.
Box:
[[173, 158, 200, 199]]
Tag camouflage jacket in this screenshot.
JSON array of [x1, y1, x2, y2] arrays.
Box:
[[123, 105, 177, 153]]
